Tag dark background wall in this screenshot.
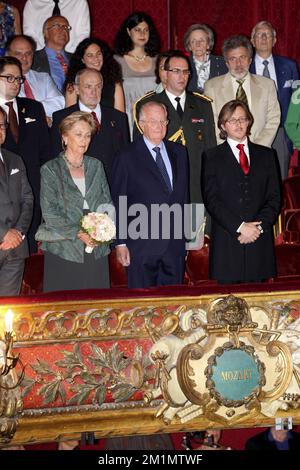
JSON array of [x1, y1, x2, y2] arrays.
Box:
[[10, 0, 300, 64]]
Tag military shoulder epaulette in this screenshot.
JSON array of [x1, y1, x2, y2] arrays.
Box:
[[133, 90, 156, 134], [135, 90, 156, 106], [192, 92, 213, 102]]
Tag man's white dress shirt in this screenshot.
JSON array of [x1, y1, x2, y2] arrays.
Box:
[[23, 0, 90, 53]]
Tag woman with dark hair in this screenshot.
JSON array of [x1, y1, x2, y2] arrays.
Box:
[[201, 99, 281, 284], [114, 11, 160, 137], [0, 1, 21, 56], [63, 37, 125, 112], [183, 23, 227, 93]]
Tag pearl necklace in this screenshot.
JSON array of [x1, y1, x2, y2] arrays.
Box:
[[128, 52, 146, 62], [63, 153, 84, 169]]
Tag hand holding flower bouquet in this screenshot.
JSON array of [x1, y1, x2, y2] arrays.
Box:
[[79, 212, 116, 253]]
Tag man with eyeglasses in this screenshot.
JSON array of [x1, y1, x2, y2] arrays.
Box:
[[134, 50, 216, 205], [32, 15, 72, 93], [204, 35, 280, 148], [6, 35, 65, 124], [0, 56, 50, 254], [23, 0, 90, 53], [250, 21, 299, 179], [112, 101, 189, 288], [0, 106, 33, 296]]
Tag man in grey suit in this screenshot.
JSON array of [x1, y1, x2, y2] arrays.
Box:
[[204, 35, 280, 147], [0, 107, 33, 296]]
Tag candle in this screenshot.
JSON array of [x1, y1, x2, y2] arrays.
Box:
[[5, 309, 14, 333]]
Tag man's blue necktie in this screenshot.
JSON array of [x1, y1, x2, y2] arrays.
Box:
[[153, 146, 172, 192]]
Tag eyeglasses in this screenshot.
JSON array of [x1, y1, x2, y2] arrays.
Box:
[[0, 123, 8, 130], [227, 55, 250, 64], [47, 23, 72, 31], [226, 117, 249, 125], [254, 32, 273, 39], [167, 68, 190, 76], [13, 51, 34, 59], [140, 119, 169, 127], [0, 74, 25, 84]]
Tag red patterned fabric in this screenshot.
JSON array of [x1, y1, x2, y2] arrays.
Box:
[[11, 1, 300, 67]]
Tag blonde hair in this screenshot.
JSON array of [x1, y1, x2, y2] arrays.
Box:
[[59, 111, 96, 138]]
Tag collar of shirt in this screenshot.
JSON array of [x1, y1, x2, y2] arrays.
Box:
[[45, 46, 67, 59], [255, 54, 277, 87], [230, 72, 252, 110], [227, 136, 250, 164], [0, 149, 3, 163], [143, 135, 173, 186], [79, 101, 101, 122], [0, 97, 19, 124], [165, 89, 186, 112]]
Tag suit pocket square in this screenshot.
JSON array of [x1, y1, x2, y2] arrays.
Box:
[[283, 80, 293, 88], [10, 168, 20, 175], [25, 117, 36, 123]]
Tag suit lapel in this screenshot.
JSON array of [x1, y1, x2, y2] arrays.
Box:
[[273, 56, 285, 91], [16, 98, 27, 143], [221, 74, 235, 102], [158, 91, 181, 132], [164, 139, 177, 187], [249, 74, 263, 112], [224, 141, 248, 177], [138, 137, 172, 195], [0, 150, 9, 186]]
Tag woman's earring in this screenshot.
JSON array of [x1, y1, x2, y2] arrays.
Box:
[[62, 140, 67, 150]]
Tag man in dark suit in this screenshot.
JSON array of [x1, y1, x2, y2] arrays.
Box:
[[134, 50, 216, 204], [112, 101, 189, 288], [32, 15, 71, 93], [0, 56, 50, 253], [51, 68, 129, 185], [0, 107, 33, 296], [250, 20, 299, 178], [201, 100, 281, 284]]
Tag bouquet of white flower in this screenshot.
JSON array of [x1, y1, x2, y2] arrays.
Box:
[[80, 212, 116, 253]]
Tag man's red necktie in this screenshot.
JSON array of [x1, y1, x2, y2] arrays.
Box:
[[236, 143, 249, 174], [91, 111, 100, 133], [5, 101, 19, 143], [56, 53, 68, 75], [24, 78, 35, 100]]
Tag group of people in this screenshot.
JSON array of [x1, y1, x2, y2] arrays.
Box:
[[1, 3, 300, 298]]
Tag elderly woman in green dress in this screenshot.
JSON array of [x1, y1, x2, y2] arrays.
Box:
[[37, 111, 113, 292]]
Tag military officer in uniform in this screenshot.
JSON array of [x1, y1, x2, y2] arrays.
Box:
[[133, 50, 216, 204]]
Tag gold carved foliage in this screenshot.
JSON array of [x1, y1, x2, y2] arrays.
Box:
[[21, 342, 154, 408], [13, 306, 174, 343]]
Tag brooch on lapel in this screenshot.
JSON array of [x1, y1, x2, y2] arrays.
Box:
[[25, 117, 36, 123], [197, 130, 203, 141], [110, 120, 116, 127], [191, 118, 204, 123]]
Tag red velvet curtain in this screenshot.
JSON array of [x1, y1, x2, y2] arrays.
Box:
[[10, 1, 300, 67], [171, 0, 300, 66]]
